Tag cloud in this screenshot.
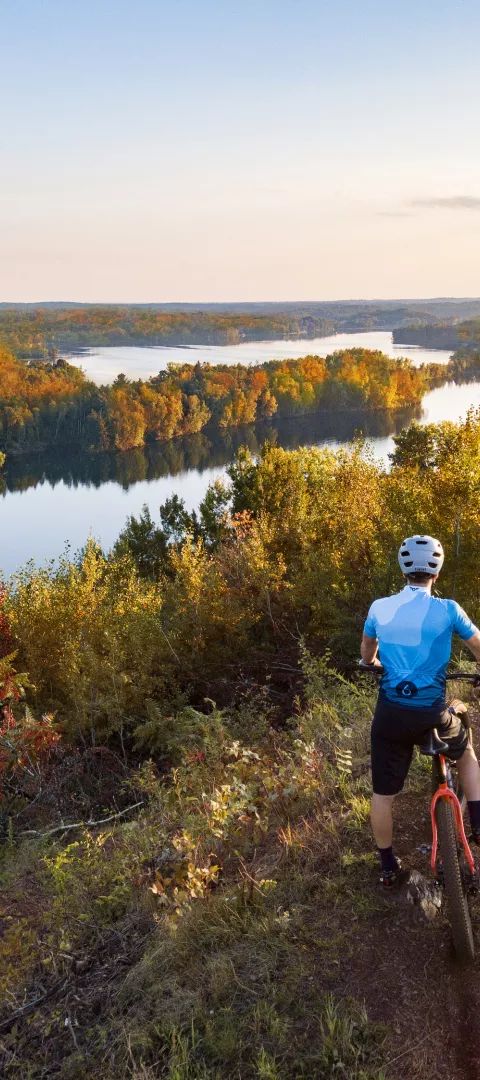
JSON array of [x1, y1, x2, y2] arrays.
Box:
[[410, 195, 480, 211]]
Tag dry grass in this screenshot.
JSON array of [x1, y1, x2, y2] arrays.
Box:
[[2, 667, 480, 1078]]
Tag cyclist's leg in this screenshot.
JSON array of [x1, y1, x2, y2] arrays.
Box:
[[438, 707, 480, 834], [371, 793, 394, 847], [371, 699, 414, 878], [457, 746, 480, 801]]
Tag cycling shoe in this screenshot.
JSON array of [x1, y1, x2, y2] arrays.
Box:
[[380, 859, 406, 889]]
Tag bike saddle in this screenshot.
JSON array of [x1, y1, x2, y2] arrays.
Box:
[[418, 728, 449, 756]]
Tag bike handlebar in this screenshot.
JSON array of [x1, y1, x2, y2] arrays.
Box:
[[446, 673, 480, 681], [358, 660, 480, 683]]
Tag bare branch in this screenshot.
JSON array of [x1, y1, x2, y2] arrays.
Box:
[[0, 979, 67, 1033], [19, 800, 144, 838]]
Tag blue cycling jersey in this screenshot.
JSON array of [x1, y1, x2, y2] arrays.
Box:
[[363, 585, 478, 708]]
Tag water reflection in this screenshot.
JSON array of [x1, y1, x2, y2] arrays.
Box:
[[3, 406, 420, 497], [75, 331, 452, 384]]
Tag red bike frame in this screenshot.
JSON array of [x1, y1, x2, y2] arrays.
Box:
[[430, 754, 475, 875]]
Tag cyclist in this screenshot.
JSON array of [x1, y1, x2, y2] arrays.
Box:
[[361, 534, 480, 886]]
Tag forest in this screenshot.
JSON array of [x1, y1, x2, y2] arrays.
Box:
[[4, 299, 480, 358], [0, 346, 444, 454], [393, 316, 480, 351], [2, 414, 480, 1076], [0, 307, 335, 357]]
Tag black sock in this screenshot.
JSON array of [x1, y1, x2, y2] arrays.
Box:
[[468, 800, 480, 832], [377, 846, 398, 873]]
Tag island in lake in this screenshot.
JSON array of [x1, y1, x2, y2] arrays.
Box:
[[0, 344, 448, 456]]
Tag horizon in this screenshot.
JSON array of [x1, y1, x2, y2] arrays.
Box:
[[2, 295, 480, 307]]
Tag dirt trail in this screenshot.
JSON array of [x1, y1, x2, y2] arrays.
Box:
[[341, 710, 480, 1080]]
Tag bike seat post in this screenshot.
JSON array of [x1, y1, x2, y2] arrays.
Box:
[[418, 727, 449, 756]]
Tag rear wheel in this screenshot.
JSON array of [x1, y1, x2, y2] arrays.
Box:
[[435, 797, 475, 964]]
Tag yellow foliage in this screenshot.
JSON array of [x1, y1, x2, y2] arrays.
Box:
[[7, 542, 167, 738]]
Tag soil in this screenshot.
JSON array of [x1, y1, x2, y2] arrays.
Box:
[[339, 709, 480, 1080]]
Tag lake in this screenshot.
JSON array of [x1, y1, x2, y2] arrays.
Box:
[[71, 330, 452, 384], [2, 331, 479, 577]]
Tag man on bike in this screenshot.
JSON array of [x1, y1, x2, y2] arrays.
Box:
[[361, 534, 480, 886]]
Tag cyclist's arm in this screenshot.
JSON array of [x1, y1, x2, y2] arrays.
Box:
[[463, 630, 480, 663], [360, 633, 380, 665]]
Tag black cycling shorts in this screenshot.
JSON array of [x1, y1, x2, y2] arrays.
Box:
[[371, 695, 469, 796]]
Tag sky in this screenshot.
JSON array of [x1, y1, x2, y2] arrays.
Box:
[[1, 0, 480, 302]]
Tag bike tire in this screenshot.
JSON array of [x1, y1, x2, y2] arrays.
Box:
[[436, 797, 475, 964]]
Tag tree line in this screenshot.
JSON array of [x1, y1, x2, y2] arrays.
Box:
[[0, 346, 443, 454], [5, 299, 480, 358], [393, 316, 480, 352], [0, 307, 336, 358]]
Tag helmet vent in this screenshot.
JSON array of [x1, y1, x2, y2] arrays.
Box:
[[416, 539, 428, 545], [404, 560, 413, 567]]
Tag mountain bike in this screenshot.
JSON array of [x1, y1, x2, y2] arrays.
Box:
[[360, 663, 479, 964]]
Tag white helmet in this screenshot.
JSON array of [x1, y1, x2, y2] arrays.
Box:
[[398, 535, 444, 576]]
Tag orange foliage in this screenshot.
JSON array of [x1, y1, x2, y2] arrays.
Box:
[[0, 346, 432, 454]]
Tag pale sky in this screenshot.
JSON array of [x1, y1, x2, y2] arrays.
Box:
[[2, 0, 480, 301]]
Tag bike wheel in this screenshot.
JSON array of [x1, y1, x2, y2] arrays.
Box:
[[436, 797, 475, 964]]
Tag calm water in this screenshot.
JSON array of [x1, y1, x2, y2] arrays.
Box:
[[72, 330, 452, 384], [2, 332, 478, 577]]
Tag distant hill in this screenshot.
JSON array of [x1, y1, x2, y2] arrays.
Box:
[[2, 297, 480, 319], [3, 298, 480, 357]]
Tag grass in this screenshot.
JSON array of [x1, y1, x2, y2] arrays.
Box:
[[1, 659, 474, 1079]]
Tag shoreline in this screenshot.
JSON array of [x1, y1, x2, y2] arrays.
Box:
[[0, 401, 426, 460]]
